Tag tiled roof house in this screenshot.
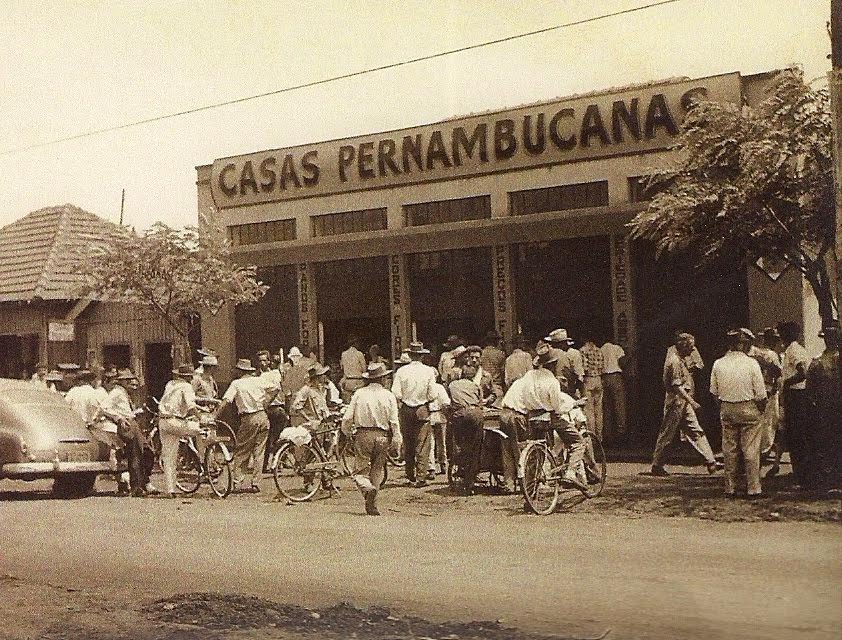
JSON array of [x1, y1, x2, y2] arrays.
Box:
[[0, 205, 183, 398]]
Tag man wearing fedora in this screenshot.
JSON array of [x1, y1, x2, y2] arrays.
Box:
[[193, 352, 220, 403], [500, 344, 587, 492], [214, 358, 281, 493], [651, 333, 721, 477], [342, 362, 402, 516], [103, 369, 157, 497], [710, 329, 767, 498], [806, 324, 841, 490], [391, 341, 437, 487], [158, 363, 203, 497], [544, 329, 584, 396], [290, 363, 332, 430]]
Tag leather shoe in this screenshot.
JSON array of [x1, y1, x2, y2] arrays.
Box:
[[364, 489, 380, 515]]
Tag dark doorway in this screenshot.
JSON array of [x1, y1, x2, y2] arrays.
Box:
[[632, 242, 749, 448], [408, 247, 494, 351], [512, 237, 613, 345], [235, 264, 299, 360], [144, 342, 172, 404], [102, 344, 131, 370], [0, 335, 23, 379], [315, 257, 391, 367]]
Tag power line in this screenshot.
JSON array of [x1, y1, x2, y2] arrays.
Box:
[[0, 0, 689, 157]]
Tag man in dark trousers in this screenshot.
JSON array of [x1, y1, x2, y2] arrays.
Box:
[[391, 342, 436, 487]]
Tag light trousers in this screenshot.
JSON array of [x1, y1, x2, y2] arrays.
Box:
[[758, 392, 779, 453], [651, 396, 716, 467], [158, 417, 201, 495], [583, 376, 604, 441], [351, 428, 390, 494], [720, 401, 763, 495]]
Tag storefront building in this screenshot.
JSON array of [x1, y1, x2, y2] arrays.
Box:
[[198, 70, 818, 440]]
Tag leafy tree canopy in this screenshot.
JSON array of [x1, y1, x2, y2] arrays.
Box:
[[76, 222, 268, 338], [629, 68, 836, 323]]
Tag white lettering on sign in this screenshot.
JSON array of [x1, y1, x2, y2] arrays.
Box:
[[298, 264, 311, 348], [210, 74, 742, 209], [611, 234, 632, 347]]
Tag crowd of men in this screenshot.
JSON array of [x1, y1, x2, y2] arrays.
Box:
[[26, 318, 840, 513]]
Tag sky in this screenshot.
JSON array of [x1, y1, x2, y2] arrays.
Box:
[[0, 0, 831, 230]]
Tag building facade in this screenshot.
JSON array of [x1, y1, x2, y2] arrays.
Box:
[[197, 71, 817, 440]]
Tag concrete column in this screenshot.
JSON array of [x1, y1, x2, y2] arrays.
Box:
[[297, 263, 318, 354], [388, 254, 412, 361], [492, 244, 517, 347]]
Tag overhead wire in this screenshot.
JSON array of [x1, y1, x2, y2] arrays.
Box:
[[0, 0, 690, 157]]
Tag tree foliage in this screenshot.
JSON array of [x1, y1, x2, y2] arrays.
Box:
[[629, 68, 836, 323], [76, 222, 268, 338]]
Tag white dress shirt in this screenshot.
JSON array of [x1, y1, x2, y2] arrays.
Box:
[[342, 383, 400, 433], [105, 386, 135, 420], [391, 360, 437, 406], [341, 346, 367, 379], [502, 368, 577, 416], [222, 375, 270, 414], [600, 342, 626, 374], [65, 384, 105, 424], [781, 341, 810, 390], [710, 351, 767, 402], [159, 378, 199, 418], [259, 368, 285, 406], [504, 349, 533, 387]]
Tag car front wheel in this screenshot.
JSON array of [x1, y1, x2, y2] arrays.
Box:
[[53, 472, 97, 498]]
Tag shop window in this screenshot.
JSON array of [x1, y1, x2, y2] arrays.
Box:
[[404, 195, 491, 227], [628, 175, 672, 202], [311, 208, 387, 238], [102, 344, 131, 369], [228, 219, 296, 246], [509, 181, 608, 215]]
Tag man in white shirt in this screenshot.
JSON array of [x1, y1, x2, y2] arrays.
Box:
[[65, 370, 106, 425], [777, 321, 811, 486], [342, 362, 402, 516], [340, 336, 367, 403], [30, 362, 48, 389], [214, 358, 280, 492], [257, 350, 287, 472], [391, 341, 437, 487], [158, 364, 203, 497], [710, 329, 767, 498], [499, 345, 586, 493], [600, 339, 627, 444]]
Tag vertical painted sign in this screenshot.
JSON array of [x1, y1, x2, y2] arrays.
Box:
[[610, 233, 636, 350], [297, 263, 318, 352], [388, 254, 412, 361], [492, 245, 517, 346]]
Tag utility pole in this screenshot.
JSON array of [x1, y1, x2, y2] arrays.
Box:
[[831, 0, 841, 326], [119, 188, 126, 226]]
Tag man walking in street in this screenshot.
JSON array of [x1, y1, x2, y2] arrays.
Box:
[[214, 358, 280, 493], [710, 329, 767, 498], [391, 341, 437, 487], [651, 333, 721, 476], [342, 362, 402, 516]]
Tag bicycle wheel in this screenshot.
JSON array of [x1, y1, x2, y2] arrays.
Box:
[[205, 441, 233, 498], [336, 434, 355, 476], [580, 431, 607, 498], [212, 420, 237, 454], [175, 441, 202, 494], [521, 442, 559, 515], [272, 441, 324, 502]]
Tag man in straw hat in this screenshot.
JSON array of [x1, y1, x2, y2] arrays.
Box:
[[500, 343, 587, 493], [391, 341, 437, 487], [193, 352, 220, 403], [710, 329, 767, 498], [544, 328, 584, 396], [214, 358, 281, 493], [651, 332, 721, 477], [342, 362, 402, 515], [158, 363, 203, 497]]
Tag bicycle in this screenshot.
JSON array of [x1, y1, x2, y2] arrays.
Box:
[[173, 423, 235, 498], [519, 419, 607, 515], [271, 410, 355, 502]]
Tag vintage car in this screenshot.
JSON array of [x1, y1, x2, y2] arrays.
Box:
[[0, 379, 113, 496]]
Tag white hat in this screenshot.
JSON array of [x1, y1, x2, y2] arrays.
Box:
[[288, 346, 303, 359], [199, 355, 218, 366]]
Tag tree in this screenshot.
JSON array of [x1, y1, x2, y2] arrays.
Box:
[[629, 68, 837, 325], [76, 222, 268, 348]]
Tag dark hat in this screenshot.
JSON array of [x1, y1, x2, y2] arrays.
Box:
[[443, 335, 461, 349], [362, 362, 392, 379], [233, 358, 256, 372], [308, 363, 330, 377], [761, 327, 779, 339], [173, 363, 195, 377], [408, 341, 430, 355], [532, 343, 559, 367]]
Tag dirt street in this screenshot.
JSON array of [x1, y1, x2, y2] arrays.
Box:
[[1, 464, 840, 640]]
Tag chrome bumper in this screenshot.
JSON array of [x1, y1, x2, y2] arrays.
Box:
[[2, 461, 114, 475]]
